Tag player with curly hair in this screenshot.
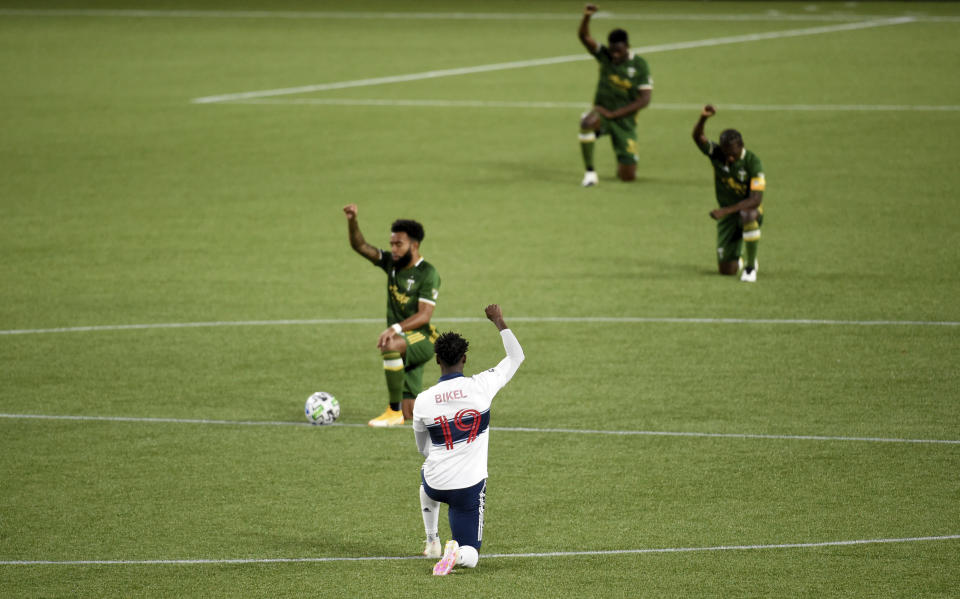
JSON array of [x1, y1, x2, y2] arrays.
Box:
[[412, 304, 525, 575], [343, 203, 441, 426]]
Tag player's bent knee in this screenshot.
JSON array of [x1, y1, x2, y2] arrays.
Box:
[[458, 545, 479, 568], [381, 337, 407, 355], [742, 218, 761, 243], [718, 261, 739, 275], [382, 350, 403, 371], [580, 111, 599, 130]]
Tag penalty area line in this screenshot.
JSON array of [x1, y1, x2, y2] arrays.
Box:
[[3, 535, 958, 566]]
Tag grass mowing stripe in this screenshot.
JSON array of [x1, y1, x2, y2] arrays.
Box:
[[191, 18, 915, 104], [2, 414, 957, 445], [3, 535, 958, 566], [2, 316, 958, 336]]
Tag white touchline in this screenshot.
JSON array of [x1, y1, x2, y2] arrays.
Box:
[[191, 54, 594, 104], [231, 98, 960, 112], [494, 426, 960, 445], [1, 414, 958, 445], [2, 535, 957, 566], [190, 17, 915, 104], [485, 535, 960, 559], [2, 316, 957, 336], [2, 8, 957, 23], [0, 318, 384, 335]]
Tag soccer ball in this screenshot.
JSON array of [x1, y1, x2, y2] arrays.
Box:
[[305, 391, 340, 426]]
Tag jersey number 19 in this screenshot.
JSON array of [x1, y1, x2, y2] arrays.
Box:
[[433, 409, 482, 450]]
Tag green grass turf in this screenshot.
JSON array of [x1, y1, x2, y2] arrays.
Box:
[[1, 1, 959, 597]]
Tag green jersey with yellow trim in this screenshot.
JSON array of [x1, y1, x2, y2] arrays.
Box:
[[376, 252, 440, 336], [591, 46, 652, 121], [698, 140, 766, 209]]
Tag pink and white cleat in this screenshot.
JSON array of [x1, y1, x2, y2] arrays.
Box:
[[432, 540, 459, 576]]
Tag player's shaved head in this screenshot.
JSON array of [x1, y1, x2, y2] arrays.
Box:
[[608, 28, 628, 45], [719, 129, 743, 147], [719, 129, 744, 163], [607, 29, 629, 63], [435, 332, 469, 368]]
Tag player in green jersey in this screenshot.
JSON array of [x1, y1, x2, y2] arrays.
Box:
[[344, 204, 441, 426], [577, 3, 653, 187], [692, 105, 765, 282]]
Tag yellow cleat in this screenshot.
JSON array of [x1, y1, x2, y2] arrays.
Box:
[[368, 407, 404, 428]]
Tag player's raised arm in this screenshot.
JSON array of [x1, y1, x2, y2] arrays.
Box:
[[578, 4, 600, 54], [485, 304, 524, 382], [485, 304, 508, 331], [343, 203, 380, 264], [692, 104, 715, 147]]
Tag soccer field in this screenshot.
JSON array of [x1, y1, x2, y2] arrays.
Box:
[[1, 1, 959, 596]]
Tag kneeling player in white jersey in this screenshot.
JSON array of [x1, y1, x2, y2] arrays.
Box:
[[412, 304, 525, 576]]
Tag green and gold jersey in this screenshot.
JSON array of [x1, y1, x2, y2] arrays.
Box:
[[376, 252, 440, 336], [591, 45, 652, 121], [698, 140, 766, 209]]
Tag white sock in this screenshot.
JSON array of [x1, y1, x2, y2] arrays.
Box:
[[458, 545, 479, 568], [419, 485, 440, 540]]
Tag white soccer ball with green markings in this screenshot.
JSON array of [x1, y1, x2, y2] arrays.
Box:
[[305, 391, 340, 426]]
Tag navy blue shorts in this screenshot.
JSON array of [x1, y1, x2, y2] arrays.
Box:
[[421, 473, 486, 550]]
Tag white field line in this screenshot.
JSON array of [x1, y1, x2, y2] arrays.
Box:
[[190, 54, 595, 104], [191, 17, 915, 104], [2, 316, 958, 336], [2, 535, 958, 566], [2, 9, 958, 24], [494, 426, 960, 445], [234, 98, 960, 112], [0, 318, 384, 336], [1, 9, 957, 23], [2, 413, 958, 445]]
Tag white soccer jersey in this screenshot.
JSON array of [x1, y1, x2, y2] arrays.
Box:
[[413, 329, 524, 490]]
